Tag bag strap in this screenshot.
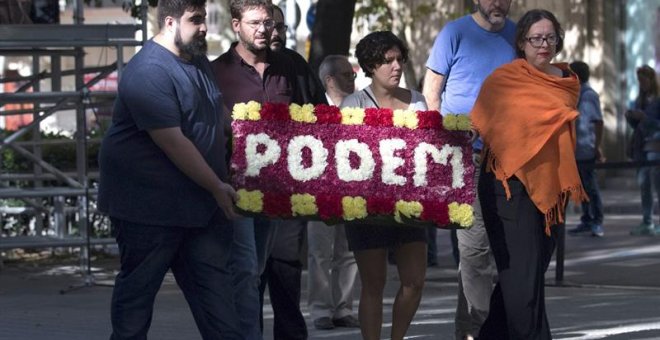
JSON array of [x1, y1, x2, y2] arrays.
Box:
[[363, 87, 380, 109]]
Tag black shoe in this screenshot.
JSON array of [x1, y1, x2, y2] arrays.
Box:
[[314, 317, 335, 330], [332, 315, 360, 328], [568, 223, 591, 235]]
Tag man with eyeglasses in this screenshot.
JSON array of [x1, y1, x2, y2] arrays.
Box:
[[422, 1, 515, 339], [211, 1, 307, 339], [254, 4, 327, 340], [305, 54, 360, 331]]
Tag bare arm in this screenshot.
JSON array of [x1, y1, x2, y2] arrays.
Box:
[[422, 68, 446, 112], [148, 127, 239, 220]]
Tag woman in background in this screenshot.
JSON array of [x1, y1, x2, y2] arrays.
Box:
[[626, 65, 660, 236]]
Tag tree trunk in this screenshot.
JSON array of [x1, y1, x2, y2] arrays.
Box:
[[308, 0, 357, 75]]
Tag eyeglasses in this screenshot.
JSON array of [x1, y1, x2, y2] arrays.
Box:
[[337, 71, 357, 80], [242, 19, 274, 30], [525, 34, 558, 48], [274, 23, 288, 31]]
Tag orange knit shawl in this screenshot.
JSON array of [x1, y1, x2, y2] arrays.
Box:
[[472, 59, 588, 234]]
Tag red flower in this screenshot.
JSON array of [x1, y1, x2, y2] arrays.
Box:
[[315, 104, 342, 124], [417, 110, 442, 129], [264, 192, 291, 217], [260, 102, 290, 121], [367, 196, 395, 215], [364, 108, 380, 126], [421, 200, 450, 227], [364, 108, 393, 126], [317, 194, 343, 219]]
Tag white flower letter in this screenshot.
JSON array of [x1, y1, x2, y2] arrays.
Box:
[[413, 143, 465, 188], [335, 139, 375, 182], [245, 133, 281, 177], [379, 139, 407, 186], [287, 135, 329, 182]]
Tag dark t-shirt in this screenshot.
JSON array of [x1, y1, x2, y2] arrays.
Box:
[[281, 47, 327, 105], [211, 43, 301, 110], [98, 40, 227, 228]]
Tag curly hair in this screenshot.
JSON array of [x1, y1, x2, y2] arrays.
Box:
[[515, 9, 564, 58], [355, 31, 408, 78]]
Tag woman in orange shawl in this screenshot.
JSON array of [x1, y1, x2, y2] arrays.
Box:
[[471, 9, 587, 339]]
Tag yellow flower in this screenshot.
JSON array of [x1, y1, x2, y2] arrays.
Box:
[[340, 107, 365, 125], [448, 202, 474, 227], [232, 103, 248, 120], [291, 193, 318, 216], [443, 114, 458, 130], [341, 196, 368, 220], [393, 109, 418, 129], [233, 101, 262, 120], [394, 200, 423, 223], [290, 103, 317, 123], [236, 189, 264, 213], [443, 114, 471, 131], [246, 101, 262, 120], [456, 115, 472, 131]]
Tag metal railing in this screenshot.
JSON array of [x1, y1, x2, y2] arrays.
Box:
[[0, 21, 144, 251]]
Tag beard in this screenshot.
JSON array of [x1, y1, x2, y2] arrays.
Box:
[[476, 1, 508, 26], [269, 36, 285, 52], [175, 28, 208, 57], [238, 29, 269, 54]]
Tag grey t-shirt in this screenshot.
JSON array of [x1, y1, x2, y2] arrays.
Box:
[[340, 86, 427, 110]]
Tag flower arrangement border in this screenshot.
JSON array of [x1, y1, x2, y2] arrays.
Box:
[[231, 101, 475, 229]]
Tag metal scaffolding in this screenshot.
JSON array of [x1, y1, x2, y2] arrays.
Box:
[[0, 2, 146, 252]]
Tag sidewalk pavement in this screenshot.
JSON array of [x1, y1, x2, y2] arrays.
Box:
[[1, 186, 660, 339]]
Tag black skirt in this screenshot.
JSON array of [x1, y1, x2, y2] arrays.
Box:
[[344, 223, 427, 251]]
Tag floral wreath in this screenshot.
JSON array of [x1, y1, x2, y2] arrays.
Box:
[[230, 101, 474, 229]]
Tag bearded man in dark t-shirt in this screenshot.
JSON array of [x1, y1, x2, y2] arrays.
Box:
[[98, 0, 240, 338]]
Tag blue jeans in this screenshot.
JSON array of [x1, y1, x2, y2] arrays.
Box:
[[638, 152, 660, 225], [577, 159, 604, 226], [230, 217, 278, 340], [110, 213, 240, 340]]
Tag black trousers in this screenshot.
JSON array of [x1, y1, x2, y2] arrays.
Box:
[[259, 221, 308, 340], [109, 214, 241, 340], [478, 170, 557, 340]]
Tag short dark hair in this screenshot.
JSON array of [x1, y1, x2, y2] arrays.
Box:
[[515, 9, 564, 58], [230, 0, 273, 20], [637, 65, 659, 98], [319, 55, 349, 88], [355, 31, 409, 78], [272, 4, 283, 19], [570, 61, 590, 83], [157, 0, 206, 29]]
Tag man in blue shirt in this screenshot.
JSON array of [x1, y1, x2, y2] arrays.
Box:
[[568, 61, 605, 237], [98, 0, 240, 338], [423, 1, 515, 339]]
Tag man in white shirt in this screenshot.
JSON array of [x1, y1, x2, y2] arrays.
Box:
[[307, 55, 359, 330], [318, 55, 356, 106]]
